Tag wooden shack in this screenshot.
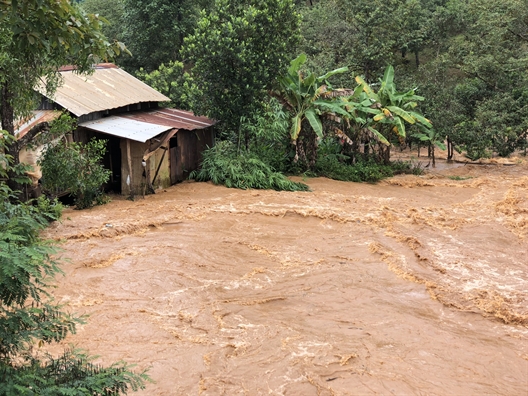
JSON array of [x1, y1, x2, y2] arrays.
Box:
[[35, 63, 215, 195]]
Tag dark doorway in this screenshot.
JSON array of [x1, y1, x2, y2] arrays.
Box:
[[97, 133, 121, 193]]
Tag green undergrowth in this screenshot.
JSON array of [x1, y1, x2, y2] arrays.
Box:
[[190, 142, 309, 191], [447, 175, 473, 181], [313, 155, 423, 183]]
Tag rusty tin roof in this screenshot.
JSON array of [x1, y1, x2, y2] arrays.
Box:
[[15, 110, 62, 139], [37, 64, 170, 117], [120, 109, 215, 131], [79, 109, 215, 143]]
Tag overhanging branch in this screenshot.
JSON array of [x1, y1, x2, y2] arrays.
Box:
[[16, 122, 49, 150]]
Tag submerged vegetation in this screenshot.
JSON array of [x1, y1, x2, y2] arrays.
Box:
[[191, 142, 309, 191]]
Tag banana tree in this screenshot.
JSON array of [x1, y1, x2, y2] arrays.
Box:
[[353, 65, 432, 163], [273, 54, 349, 167]]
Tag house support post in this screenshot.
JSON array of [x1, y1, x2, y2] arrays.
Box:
[[127, 139, 133, 196]]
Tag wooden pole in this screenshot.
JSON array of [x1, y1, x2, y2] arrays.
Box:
[[127, 139, 133, 196]]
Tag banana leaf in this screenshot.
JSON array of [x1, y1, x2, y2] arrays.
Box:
[[288, 53, 307, 75], [305, 108, 323, 138], [393, 117, 406, 138], [387, 106, 415, 124], [290, 114, 302, 140], [368, 126, 390, 146], [408, 111, 433, 128], [318, 66, 349, 82], [313, 100, 352, 117], [383, 65, 394, 85]]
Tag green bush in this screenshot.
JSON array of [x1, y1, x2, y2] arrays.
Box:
[[191, 142, 309, 191], [314, 155, 422, 182], [390, 160, 424, 176], [34, 196, 64, 222], [39, 138, 111, 209]]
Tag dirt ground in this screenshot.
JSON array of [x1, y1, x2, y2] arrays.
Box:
[[43, 157, 528, 395]]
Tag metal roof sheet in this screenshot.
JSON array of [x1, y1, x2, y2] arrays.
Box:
[[120, 108, 216, 130], [15, 110, 62, 139], [79, 116, 173, 143], [37, 65, 170, 117]]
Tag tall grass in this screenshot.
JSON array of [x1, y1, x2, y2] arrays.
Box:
[[314, 155, 422, 183], [190, 142, 309, 191]]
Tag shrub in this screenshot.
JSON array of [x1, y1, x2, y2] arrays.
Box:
[[34, 196, 64, 222], [191, 142, 309, 191], [39, 138, 111, 209], [314, 155, 422, 182]]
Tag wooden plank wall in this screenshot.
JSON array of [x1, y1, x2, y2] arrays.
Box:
[[174, 127, 214, 183]]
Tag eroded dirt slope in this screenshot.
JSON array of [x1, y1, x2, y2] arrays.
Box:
[[44, 162, 528, 395]]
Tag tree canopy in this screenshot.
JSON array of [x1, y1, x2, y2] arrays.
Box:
[[182, 0, 301, 146], [0, 0, 126, 194]]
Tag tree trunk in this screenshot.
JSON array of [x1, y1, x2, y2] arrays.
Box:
[[379, 144, 391, 165], [295, 124, 318, 170], [447, 137, 453, 161], [245, 129, 249, 152], [1, 82, 24, 197]]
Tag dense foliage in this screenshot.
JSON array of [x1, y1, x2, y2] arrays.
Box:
[[181, 0, 301, 145], [120, 0, 205, 72], [135, 61, 191, 110], [0, 135, 148, 395], [191, 141, 309, 191], [39, 138, 111, 209], [0, 0, 127, 194], [315, 155, 421, 183], [296, 0, 528, 161], [76, 0, 527, 194], [81, 0, 125, 43], [84, 0, 528, 164]]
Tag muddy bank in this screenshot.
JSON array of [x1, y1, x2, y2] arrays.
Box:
[[44, 161, 528, 395]]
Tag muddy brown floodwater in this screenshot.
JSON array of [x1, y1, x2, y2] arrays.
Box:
[[43, 161, 528, 395]]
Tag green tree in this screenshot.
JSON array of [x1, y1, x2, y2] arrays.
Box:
[[136, 61, 191, 110], [448, 0, 528, 158], [298, 0, 352, 85], [394, 0, 433, 68], [182, 0, 301, 148], [0, 0, 126, 194], [121, 0, 209, 72], [273, 54, 349, 167], [415, 0, 528, 159], [336, 0, 401, 81], [81, 0, 125, 43], [0, 134, 148, 394], [354, 65, 432, 164], [39, 137, 111, 209]]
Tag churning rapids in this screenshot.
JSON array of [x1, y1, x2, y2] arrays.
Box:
[[43, 160, 528, 395]]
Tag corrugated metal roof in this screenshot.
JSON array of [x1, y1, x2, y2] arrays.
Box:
[[120, 108, 216, 130], [15, 110, 62, 139], [37, 65, 170, 117], [79, 116, 173, 143]]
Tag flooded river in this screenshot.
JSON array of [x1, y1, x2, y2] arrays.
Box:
[[44, 161, 528, 395]]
